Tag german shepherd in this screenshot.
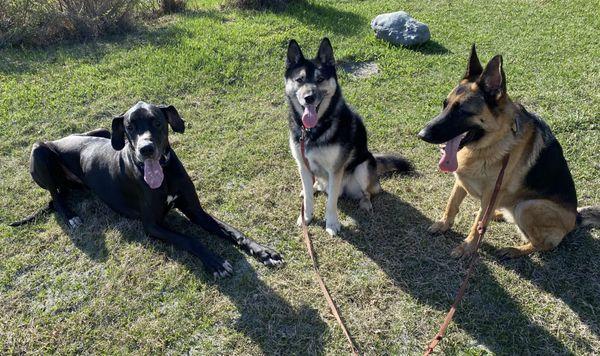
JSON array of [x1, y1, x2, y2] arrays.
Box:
[[285, 38, 412, 236], [418, 45, 599, 258]]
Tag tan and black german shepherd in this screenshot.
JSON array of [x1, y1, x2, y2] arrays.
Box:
[[418, 45, 599, 258]]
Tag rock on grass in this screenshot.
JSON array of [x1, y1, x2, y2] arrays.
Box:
[[371, 11, 430, 46]]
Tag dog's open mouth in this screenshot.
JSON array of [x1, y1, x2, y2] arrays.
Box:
[[301, 104, 320, 129], [144, 158, 164, 189], [438, 129, 484, 172]]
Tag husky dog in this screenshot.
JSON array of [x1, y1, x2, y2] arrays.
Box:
[[418, 45, 600, 258], [285, 38, 413, 236]]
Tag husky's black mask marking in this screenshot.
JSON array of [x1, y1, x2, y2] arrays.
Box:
[[285, 38, 340, 129]]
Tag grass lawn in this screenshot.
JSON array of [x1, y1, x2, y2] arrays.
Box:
[[1, 0, 599, 354]]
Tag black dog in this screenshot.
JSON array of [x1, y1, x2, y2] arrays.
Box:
[[12, 101, 283, 277]]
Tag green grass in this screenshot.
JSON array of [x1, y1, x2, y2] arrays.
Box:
[[1, 0, 599, 354]]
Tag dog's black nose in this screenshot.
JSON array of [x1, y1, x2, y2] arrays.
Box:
[[139, 143, 155, 157], [304, 94, 315, 104]]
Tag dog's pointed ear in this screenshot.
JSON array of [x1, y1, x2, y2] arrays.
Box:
[[286, 39, 304, 68], [317, 37, 335, 66], [463, 44, 483, 81], [159, 105, 185, 133], [477, 55, 507, 100], [111, 115, 125, 150]]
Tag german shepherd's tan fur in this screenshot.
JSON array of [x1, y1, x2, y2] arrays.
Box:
[[419, 45, 599, 258]]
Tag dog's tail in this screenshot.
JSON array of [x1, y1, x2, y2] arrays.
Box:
[[374, 154, 413, 176], [577, 206, 600, 228], [8, 201, 53, 227]]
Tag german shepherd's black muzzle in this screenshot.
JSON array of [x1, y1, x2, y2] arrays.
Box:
[[418, 112, 476, 145]]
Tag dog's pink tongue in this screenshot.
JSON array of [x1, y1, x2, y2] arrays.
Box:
[[144, 159, 164, 189], [302, 105, 318, 128], [439, 135, 463, 173]]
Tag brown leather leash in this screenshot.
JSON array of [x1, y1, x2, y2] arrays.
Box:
[[299, 128, 360, 356], [424, 154, 510, 356]]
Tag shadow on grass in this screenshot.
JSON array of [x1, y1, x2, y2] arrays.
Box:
[[404, 40, 450, 55], [265, 0, 366, 36], [485, 227, 600, 344], [0, 24, 192, 75], [338, 189, 574, 354], [52, 190, 327, 355]]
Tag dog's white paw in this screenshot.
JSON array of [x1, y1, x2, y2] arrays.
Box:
[[325, 219, 341, 236], [68, 216, 83, 229], [297, 214, 313, 227]]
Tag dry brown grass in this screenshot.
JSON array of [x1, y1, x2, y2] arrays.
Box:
[[0, 0, 186, 47]]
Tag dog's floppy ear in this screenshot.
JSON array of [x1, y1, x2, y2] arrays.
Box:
[[286, 39, 304, 68], [477, 55, 507, 100], [111, 115, 126, 150], [317, 37, 335, 66], [159, 105, 185, 133], [463, 44, 483, 81]]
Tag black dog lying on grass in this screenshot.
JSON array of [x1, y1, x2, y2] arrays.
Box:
[[11, 101, 283, 277]]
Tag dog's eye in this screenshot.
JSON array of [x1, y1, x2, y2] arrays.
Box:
[[317, 76, 325, 83], [295, 77, 304, 83]]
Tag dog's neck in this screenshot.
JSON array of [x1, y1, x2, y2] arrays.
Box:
[[466, 99, 526, 162]]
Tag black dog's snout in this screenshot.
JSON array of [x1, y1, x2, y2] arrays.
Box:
[[139, 143, 155, 157], [304, 94, 316, 104]]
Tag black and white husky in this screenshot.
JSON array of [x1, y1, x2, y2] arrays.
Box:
[[285, 38, 412, 236]]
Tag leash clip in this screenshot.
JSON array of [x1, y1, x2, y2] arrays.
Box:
[[300, 126, 308, 142]]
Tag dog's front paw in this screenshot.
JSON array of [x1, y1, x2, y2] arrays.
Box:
[[428, 220, 450, 234], [202, 253, 233, 278], [68, 216, 83, 229], [297, 213, 313, 227], [450, 242, 476, 258], [250, 244, 284, 267], [359, 197, 373, 212], [325, 219, 341, 236], [497, 247, 523, 260]]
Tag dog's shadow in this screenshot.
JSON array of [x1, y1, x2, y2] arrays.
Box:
[[56, 190, 327, 355], [337, 190, 587, 353], [485, 227, 600, 340]]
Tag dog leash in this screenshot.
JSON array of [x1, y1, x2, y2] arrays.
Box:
[[299, 128, 360, 356], [424, 154, 510, 355]]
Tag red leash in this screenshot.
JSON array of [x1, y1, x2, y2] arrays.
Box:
[[299, 128, 360, 356], [424, 154, 510, 355]]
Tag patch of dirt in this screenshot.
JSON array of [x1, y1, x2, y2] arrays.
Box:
[[339, 61, 379, 78]]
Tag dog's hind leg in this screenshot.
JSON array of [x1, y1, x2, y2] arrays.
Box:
[[30, 142, 82, 229], [353, 160, 376, 212], [498, 199, 575, 259]]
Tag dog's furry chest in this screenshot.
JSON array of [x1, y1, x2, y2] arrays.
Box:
[[305, 144, 344, 177]]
